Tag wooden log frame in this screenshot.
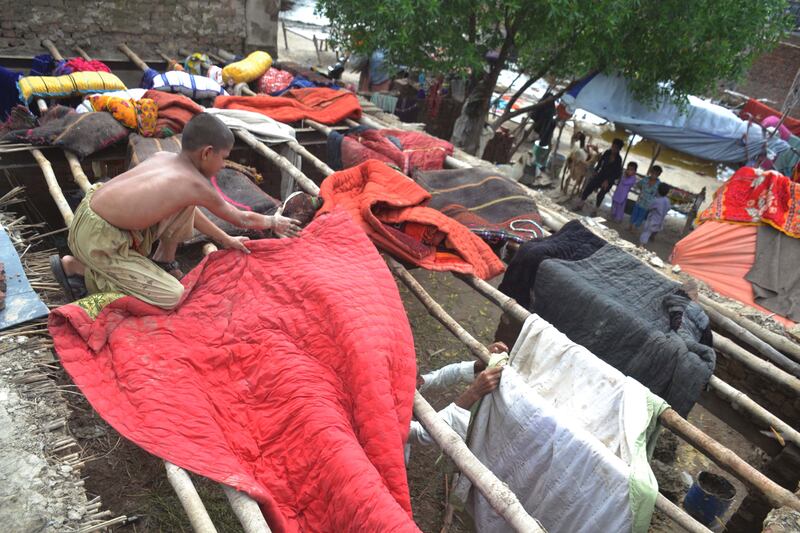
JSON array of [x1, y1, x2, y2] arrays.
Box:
[[83, 42, 800, 526], [164, 461, 218, 533]]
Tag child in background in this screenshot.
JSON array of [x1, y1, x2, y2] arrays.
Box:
[[610, 161, 638, 221], [630, 165, 662, 229], [639, 182, 671, 246]]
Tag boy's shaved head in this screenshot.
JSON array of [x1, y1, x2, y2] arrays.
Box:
[[182, 113, 234, 152]]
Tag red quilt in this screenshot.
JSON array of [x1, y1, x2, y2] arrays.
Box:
[[144, 89, 203, 137], [214, 88, 361, 125], [316, 160, 506, 280], [740, 99, 800, 137], [341, 129, 454, 174], [49, 212, 419, 533], [698, 166, 800, 238]]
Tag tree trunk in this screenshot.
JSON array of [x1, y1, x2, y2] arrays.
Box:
[[450, 66, 504, 155]]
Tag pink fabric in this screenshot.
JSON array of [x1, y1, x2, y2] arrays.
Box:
[[761, 115, 793, 141]]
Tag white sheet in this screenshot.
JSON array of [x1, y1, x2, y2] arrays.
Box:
[[204, 108, 296, 144]]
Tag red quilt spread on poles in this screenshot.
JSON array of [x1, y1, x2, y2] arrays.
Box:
[[697, 166, 800, 238], [341, 129, 454, 174], [214, 88, 362, 124], [316, 160, 506, 280], [48, 212, 419, 533], [740, 98, 800, 137]]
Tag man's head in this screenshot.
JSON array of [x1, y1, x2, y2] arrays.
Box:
[[658, 182, 670, 197], [649, 165, 663, 180], [625, 161, 638, 176], [611, 138, 624, 153], [181, 113, 235, 178]]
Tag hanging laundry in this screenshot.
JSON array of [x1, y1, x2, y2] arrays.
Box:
[[204, 108, 296, 144], [698, 166, 800, 238], [17, 72, 127, 104], [53, 57, 112, 75], [316, 160, 505, 279], [466, 315, 668, 533], [214, 87, 361, 124], [412, 167, 546, 244], [501, 225, 715, 416], [143, 90, 203, 137], [326, 126, 454, 174], [87, 94, 158, 136], [257, 67, 294, 95], [48, 212, 419, 532]]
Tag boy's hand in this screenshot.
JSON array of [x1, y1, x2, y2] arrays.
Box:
[[223, 235, 251, 254], [269, 214, 302, 237]]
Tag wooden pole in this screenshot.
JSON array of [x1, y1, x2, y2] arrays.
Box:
[[699, 295, 800, 365], [74, 46, 91, 60], [413, 391, 545, 532], [41, 39, 64, 62], [31, 149, 73, 225], [283, 23, 289, 50], [164, 461, 218, 533], [64, 152, 92, 193], [223, 486, 271, 533], [647, 143, 662, 174], [660, 410, 800, 511], [708, 375, 800, 449], [118, 43, 150, 71], [712, 333, 800, 395], [656, 494, 712, 533], [233, 130, 321, 195]]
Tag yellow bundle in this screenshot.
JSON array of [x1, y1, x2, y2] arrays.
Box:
[[221, 51, 273, 85], [18, 72, 127, 103]]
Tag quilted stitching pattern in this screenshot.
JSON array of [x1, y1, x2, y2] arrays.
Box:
[[49, 212, 419, 532]]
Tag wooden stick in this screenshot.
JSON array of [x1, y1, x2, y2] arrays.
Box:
[[163, 462, 217, 533], [660, 409, 800, 511], [36, 99, 48, 113], [31, 149, 73, 225], [286, 139, 335, 176], [704, 302, 800, 373], [223, 486, 272, 533], [712, 332, 800, 394], [64, 151, 91, 192], [41, 39, 64, 62], [699, 295, 800, 364], [656, 494, 711, 533], [413, 391, 545, 532], [118, 43, 150, 71], [708, 375, 800, 449], [233, 130, 320, 195], [74, 46, 91, 60]]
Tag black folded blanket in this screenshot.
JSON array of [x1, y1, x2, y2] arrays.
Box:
[[500, 220, 715, 416]]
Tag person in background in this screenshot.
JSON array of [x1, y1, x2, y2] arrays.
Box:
[[629, 165, 662, 229], [682, 186, 706, 235], [406, 342, 507, 461], [576, 138, 624, 213], [610, 161, 638, 222], [639, 182, 671, 246]]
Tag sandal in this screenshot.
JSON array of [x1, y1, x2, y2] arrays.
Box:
[[154, 259, 184, 280], [49, 255, 87, 301]]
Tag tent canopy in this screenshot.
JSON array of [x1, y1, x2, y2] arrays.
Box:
[[563, 74, 765, 164]]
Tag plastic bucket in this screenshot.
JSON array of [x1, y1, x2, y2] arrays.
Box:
[[683, 471, 736, 526]]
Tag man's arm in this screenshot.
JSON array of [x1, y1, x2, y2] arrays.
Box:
[[198, 184, 301, 237], [193, 208, 246, 251]]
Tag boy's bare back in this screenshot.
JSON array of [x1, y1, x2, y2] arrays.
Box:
[[91, 152, 216, 231]]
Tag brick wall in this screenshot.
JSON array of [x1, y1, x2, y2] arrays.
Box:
[[0, 0, 279, 62], [735, 35, 800, 118]]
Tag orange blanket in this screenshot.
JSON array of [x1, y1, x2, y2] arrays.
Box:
[[214, 87, 361, 125], [317, 160, 505, 279]]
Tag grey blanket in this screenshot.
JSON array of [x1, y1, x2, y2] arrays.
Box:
[[745, 224, 800, 321], [533, 244, 716, 416]]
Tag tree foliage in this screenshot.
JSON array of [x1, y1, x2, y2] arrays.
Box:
[[319, 0, 793, 150]]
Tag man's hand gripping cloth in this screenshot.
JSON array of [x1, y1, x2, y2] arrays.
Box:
[[316, 160, 505, 280], [465, 314, 668, 533], [48, 212, 420, 533], [214, 87, 362, 125]]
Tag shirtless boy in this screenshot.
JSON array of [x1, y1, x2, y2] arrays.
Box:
[[50, 113, 301, 309]]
